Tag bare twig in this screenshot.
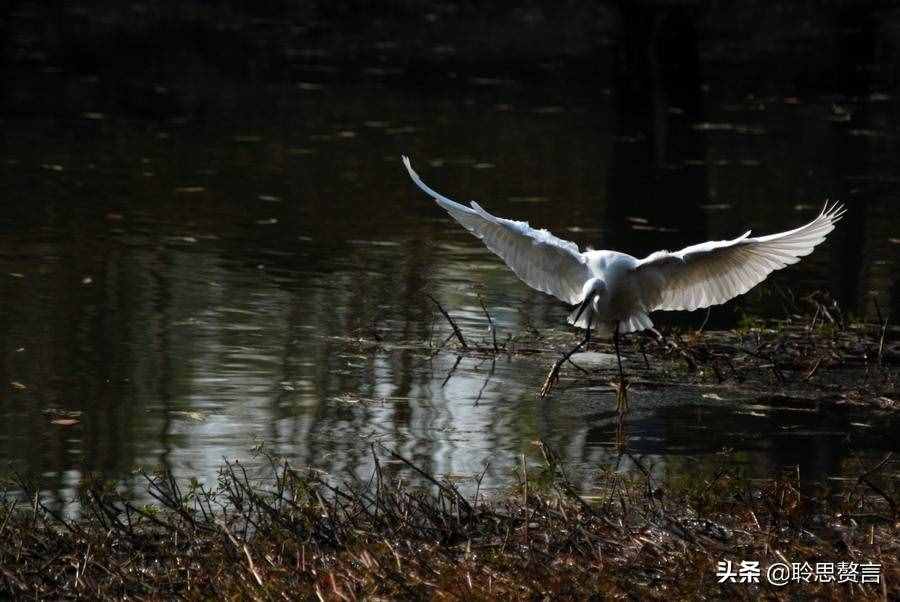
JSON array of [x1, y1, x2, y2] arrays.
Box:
[[847, 452, 894, 512], [473, 358, 496, 405], [874, 297, 888, 368], [426, 294, 468, 349], [803, 357, 822, 381], [440, 355, 463, 388], [478, 296, 499, 353], [698, 307, 711, 333], [219, 519, 265, 587], [376, 444, 473, 516]]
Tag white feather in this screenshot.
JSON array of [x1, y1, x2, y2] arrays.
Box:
[[403, 156, 844, 334], [403, 156, 591, 304], [630, 202, 846, 312]]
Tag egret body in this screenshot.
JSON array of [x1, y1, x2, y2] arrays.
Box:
[[403, 156, 844, 407]]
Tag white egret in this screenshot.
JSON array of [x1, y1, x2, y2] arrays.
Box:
[[402, 156, 845, 409]]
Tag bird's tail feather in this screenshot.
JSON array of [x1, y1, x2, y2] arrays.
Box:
[[619, 312, 654, 334], [568, 309, 654, 335]]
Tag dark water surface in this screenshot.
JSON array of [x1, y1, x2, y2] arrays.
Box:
[[1, 69, 898, 505]]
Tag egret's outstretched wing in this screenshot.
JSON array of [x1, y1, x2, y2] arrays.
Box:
[[403, 156, 591, 304], [631, 202, 845, 312]]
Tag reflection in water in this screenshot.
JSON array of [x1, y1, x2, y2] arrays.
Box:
[[0, 62, 898, 504]]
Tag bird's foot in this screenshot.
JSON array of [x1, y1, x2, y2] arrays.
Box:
[[539, 358, 564, 399], [615, 378, 629, 414], [615, 416, 628, 450], [615, 380, 629, 449]]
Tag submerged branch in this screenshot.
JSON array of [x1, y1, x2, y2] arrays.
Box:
[[426, 293, 468, 350]]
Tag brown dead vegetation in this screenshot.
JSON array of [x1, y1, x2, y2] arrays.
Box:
[[1, 443, 896, 600]]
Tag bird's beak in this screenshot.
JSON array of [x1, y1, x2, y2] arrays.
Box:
[[573, 294, 592, 323]]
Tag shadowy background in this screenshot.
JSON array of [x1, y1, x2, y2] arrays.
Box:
[[4, 2, 900, 116], [1, 1, 898, 503]]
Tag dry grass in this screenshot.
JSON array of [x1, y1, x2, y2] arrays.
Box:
[[2, 294, 896, 599], [1, 443, 896, 600]]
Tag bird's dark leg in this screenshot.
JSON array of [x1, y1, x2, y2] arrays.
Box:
[[636, 328, 661, 370], [539, 314, 592, 398], [615, 411, 628, 450], [638, 338, 650, 370], [613, 323, 629, 414], [565, 313, 592, 374], [613, 324, 624, 377]]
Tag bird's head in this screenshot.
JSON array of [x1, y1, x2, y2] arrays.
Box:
[[573, 277, 607, 322]]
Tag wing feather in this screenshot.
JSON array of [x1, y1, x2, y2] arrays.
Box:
[[403, 156, 591, 304], [631, 202, 845, 312]]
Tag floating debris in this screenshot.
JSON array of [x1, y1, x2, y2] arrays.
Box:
[[631, 224, 678, 232], [848, 129, 891, 139], [42, 409, 82, 425], [692, 122, 766, 135], [170, 410, 206, 421]]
